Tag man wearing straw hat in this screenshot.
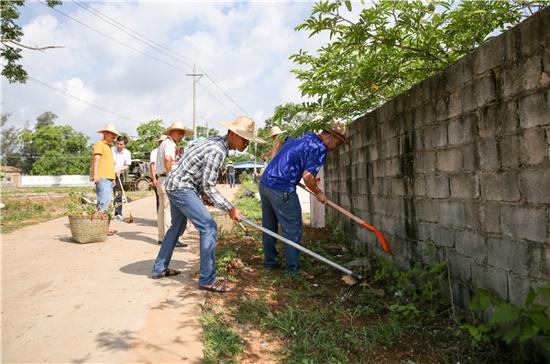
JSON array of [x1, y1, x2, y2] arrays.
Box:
[[149, 115, 264, 293], [261, 126, 284, 161], [259, 120, 350, 276], [150, 134, 168, 212], [91, 123, 119, 235], [156, 122, 193, 247]]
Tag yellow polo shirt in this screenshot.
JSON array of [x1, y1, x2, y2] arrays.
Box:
[[91, 140, 115, 180]]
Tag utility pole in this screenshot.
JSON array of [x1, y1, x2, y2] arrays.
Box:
[[205, 120, 209, 138], [186, 63, 203, 139]]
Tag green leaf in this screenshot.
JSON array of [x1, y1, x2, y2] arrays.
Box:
[[344, 0, 352, 12], [541, 337, 550, 353], [502, 324, 521, 344], [490, 304, 521, 324], [470, 289, 492, 311], [519, 323, 539, 342], [526, 288, 536, 306], [529, 311, 550, 332]]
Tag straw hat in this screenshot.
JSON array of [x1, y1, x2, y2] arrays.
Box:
[[227, 160, 233, 165], [163, 121, 193, 136], [97, 124, 120, 136], [324, 120, 350, 146], [220, 115, 265, 143], [270, 126, 283, 138], [156, 134, 168, 143]]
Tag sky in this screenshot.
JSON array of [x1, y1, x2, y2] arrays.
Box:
[[1, 0, 331, 141]]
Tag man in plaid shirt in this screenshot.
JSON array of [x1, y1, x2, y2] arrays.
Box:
[[149, 116, 264, 293]]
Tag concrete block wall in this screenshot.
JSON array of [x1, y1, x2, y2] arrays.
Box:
[[324, 7, 550, 306]]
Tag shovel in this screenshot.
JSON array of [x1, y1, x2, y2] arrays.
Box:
[[298, 183, 392, 256], [116, 174, 134, 223], [239, 216, 365, 295]]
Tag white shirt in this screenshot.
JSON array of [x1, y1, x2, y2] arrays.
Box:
[[150, 147, 158, 165], [156, 137, 176, 175], [112, 147, 131, 173]]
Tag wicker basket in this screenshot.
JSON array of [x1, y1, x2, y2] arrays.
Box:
[[68, 215, 109, 243]]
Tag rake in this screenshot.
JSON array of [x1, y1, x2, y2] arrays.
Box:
[[297, 182, 393, 256], [239, 217, 365, 296]]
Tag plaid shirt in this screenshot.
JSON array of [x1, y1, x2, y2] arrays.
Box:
[[164, 136, 233, 211]]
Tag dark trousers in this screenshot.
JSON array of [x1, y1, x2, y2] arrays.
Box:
[[113, 174, 124, 216], [228, 173, 235, 188]]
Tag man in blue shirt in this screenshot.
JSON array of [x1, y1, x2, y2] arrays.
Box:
[[259, 120, 350, 276]]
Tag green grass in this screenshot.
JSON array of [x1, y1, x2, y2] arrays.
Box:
[[201, 305, 245, 363]]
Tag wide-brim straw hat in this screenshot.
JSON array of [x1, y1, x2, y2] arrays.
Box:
[[163, 121, 193, 136], [97, 124, 120, 136], [227, 160, 233, 164], [156, 134, 168, 143], [270, 126, 283, 138], [324, 120, 350, 146], [220, 115, 265, 143]]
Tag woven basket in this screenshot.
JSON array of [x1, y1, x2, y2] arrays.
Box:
[[68, 215, 109, 243]]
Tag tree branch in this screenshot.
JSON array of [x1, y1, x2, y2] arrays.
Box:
[[1, 39, 64, 51]]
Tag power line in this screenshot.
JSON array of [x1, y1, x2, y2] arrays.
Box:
[[72, 0, 194, 69], [28, 76, 142, 123], [50, 1, 250, 117]]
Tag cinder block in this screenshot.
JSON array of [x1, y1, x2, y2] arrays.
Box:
[[435, 95, 450, 122], [480, 171, 520, 202], [437, 148, 463, 172], [474, 75, 497, 108], [487, 237, 528, 275], [455, 230, 487, 260], [501, 57, 542, 98], [414, 150, 436, 174], [498, 134, 521, 168], [479, 105, 497, 138], [500, 205, 547, 242], [519, 10, 543, 57], [462, 143, 478, 171], [450, 174, 478, 199], [417, 199, 439, 223], [464, 200, 482, 230], [498, 100, 520, 133], [519, 92, 550, 129], [478, 139, 499, 171], [391, 178, 405, 196], [471, 263, 509, 300], [424, 125, 448, 149], [448, 114, 474, 145], [425, 175, 450, 198], [521, 168, 550, 204], [507, 274, 542, 305], [413, 176, 426, 196], [386, 158, 400, 177], [473, 34, 506, 75], [448, 253, 473, 282], [448, 91, 462, 119], [521, 128, 546, 165], [438, 200, 466, 227], [417, 223, 455, 247]]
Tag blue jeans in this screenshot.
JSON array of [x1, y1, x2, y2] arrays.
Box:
[[228, 174, 235, 187], [95, 178, 113, 212], [151, 189, 218, 286], [259, 183, 302, 275]]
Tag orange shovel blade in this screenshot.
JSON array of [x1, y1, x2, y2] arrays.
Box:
[[361, 222, 393, 256]]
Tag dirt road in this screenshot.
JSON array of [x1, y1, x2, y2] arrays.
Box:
[[1, 185, 239, 363]]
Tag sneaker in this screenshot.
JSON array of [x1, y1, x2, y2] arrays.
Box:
[[114, 214, 123, 221], [176, 241, 189, 248]]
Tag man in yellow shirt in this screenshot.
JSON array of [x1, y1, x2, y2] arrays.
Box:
[[91, 124, 118, 223]]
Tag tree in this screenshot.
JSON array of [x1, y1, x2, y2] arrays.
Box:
[[35, 111, 57, 129], [288, 0, 547, 128], [21, 124, 89, 175], [0, 113, 24, 168], [196, 126, 219, 138], [126, 119, 165, 160], [1, 0, 62, 83]]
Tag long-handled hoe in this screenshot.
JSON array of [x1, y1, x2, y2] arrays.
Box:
[[239, 217, 366, 296], [297, 182, 392, 256]]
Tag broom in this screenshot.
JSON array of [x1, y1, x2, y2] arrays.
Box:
[[116, 174, 134, 223]]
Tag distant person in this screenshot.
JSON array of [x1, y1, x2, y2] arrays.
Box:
[[226, 160, 236, 188], [112, 135, 131, 220], [150, 135, 167, 212], [149, 115, 264, 293], [90, 124, 119, 236], [156, 122, 192, 247], [262, 126, 284, 161], [259, 120, 350, 276], [175, 146, 185, 163]]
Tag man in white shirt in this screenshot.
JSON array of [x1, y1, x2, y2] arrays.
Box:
[[112, 135, 131, 220], [156, 122, 192, 246], [150, 135, 167, 212]]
